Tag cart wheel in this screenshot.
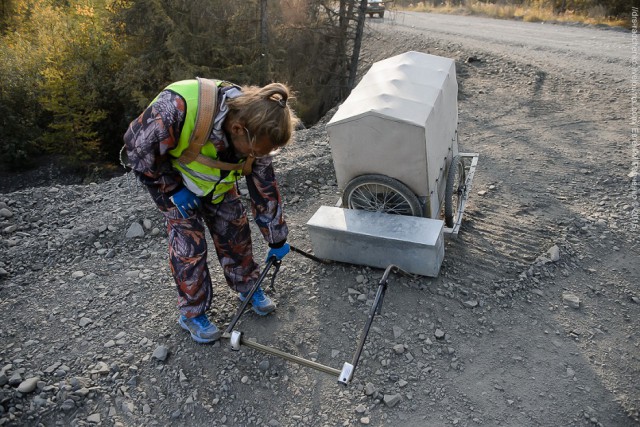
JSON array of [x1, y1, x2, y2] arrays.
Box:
[[343, 174, 422, 217], [444, 155, 467, 228]]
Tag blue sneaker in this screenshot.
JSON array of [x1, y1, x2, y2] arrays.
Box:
[[178, 313, 221, 343], [239, 286, 276, 316]]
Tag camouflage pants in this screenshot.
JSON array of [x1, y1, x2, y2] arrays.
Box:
[[148, 185, 260, 318]]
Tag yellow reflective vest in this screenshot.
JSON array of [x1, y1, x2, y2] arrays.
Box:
[[163, 79, 245, 204]]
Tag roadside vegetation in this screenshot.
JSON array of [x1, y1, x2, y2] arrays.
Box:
[[397, 0, 629, 28], [0, 0, 368, 174]]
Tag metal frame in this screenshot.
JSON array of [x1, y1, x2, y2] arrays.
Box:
[[443, 152, 479, 238], [220, 258, 401, 386], [336, 153, 479, 237]]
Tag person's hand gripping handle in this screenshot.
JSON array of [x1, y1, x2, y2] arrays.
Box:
[[266, 242, 290, 262]]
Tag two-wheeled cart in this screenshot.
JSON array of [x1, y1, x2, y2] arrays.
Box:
[[326, 50, 479, 237]]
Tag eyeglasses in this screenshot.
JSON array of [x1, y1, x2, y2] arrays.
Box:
[[244, 127, 281, 159]]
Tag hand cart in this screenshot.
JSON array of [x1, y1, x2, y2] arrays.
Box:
[[326, 51, 479, 237]]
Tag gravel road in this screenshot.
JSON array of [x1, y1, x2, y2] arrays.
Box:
[[377, 11, 629, 78], [0, 12, 638, 427]]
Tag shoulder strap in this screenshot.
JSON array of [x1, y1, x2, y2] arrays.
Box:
[[177, 78, 254, 176], [178, 77, 219, 165]]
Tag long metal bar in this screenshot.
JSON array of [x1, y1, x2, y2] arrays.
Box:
[[225, 257, 276, 334], [237, 336, 342, 377], [348, 264, 398, 379]]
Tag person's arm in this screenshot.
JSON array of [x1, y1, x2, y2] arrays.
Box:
[[123, 90, 186, 208], [245, 157, 288, 247]]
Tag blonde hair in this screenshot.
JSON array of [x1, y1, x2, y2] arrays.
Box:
[[226, 83, 300, 147]]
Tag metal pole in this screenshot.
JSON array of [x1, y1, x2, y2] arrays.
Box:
[[237, 335, 342, 377], [225, 258, 276, 334], [347, 264, 398, 381]]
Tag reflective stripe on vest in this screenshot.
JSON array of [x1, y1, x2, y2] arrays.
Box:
[[160, 79, 245, 203]]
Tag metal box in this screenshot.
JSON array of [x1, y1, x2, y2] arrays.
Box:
[[306, 206, 444, 277]]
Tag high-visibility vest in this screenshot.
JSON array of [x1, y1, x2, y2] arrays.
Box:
[[163, 79, 246, 204]]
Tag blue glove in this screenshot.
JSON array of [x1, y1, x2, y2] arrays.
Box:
[[169, 187, 201, 218], [267, 242, 290, 262]]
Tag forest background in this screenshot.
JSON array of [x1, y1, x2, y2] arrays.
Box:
[[0, 0, 630, 177]]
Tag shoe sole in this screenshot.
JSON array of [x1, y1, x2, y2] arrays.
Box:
[[178, 317, 221, 344], [238, 295, 276, 316]]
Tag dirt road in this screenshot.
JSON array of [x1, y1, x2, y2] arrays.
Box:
[[0, 12, 637, 427]]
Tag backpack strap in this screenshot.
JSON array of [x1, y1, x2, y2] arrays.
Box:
[[177, 77, 254, 176]]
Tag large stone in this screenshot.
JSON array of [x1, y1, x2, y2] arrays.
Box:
[[17, 377, 39, 393], [152, 345, 169, 362], [562, 292, 580, 309], [125, 222, 145, 239], [383, 393, 402, 408]]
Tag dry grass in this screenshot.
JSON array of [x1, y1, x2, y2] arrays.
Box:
[[402, 2, 628, 29]]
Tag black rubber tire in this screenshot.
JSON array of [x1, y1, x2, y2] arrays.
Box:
[[444, 155, 466, 228], [343, 174, 423, 217]]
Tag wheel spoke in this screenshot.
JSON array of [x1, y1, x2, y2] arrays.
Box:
[[345, 175, 421, 217]]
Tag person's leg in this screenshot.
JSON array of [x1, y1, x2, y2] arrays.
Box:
[[203, 187, 259, 293], [146, 186, 219, 342], [164, 209, 213, 317], [203, 187, 275, 315]]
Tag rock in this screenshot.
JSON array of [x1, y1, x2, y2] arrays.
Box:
[[392, 326, 404, 339], [8, 372, 22, 386], [0, 208, 13, 218], [548, 245, 561, 262], [143, 218, 153, 229], [79, 317, 93, 327], [92, 362, 110, 375], [104, 340, 116, 348], [61, 399, 76, 411], [125, 270, 141, 278], [71, 271, 85, 279], [152, 345, 169, 362], [87, 413, 101, 423], [434, 329, 445, 340], [0, 267, 8, 278], [562, 292, 581, 309], [364, 382, 377, 396], [383, 393, 402, 408], [258, 360, 270, 372], [393, 344, 405, 354], [360, 417, 371, 425], [355, 404, 366, 413], [125, 222, 145, 239], [462, 300, 478, 308], [17, 377, 39, 393]]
